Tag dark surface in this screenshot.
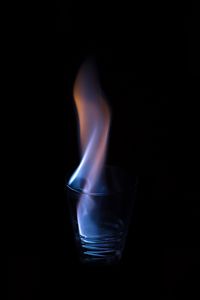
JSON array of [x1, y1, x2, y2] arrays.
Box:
[[8, 3, 200, 299]]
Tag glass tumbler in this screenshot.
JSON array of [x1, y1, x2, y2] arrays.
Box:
[[66, 166, 136, 264]]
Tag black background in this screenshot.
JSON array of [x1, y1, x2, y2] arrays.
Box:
[[8, 3, 200, 299]]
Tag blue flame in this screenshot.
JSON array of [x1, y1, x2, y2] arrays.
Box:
[[68, 61, 111, 239]]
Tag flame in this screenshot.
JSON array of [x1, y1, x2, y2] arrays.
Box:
[[68, 60, 111, 237], [69, 61, 110, 193]]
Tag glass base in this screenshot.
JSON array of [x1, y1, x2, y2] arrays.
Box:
[[78, 220, 125, 264]]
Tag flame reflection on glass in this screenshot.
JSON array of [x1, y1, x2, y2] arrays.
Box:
[[68, 60, 111, 238]]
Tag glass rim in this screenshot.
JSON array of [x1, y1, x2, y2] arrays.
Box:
[[66, 183, 124, 196], [66, 165, 137, 196]]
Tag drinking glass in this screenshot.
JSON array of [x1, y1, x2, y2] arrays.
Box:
[[66, 166, 136, 264]]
